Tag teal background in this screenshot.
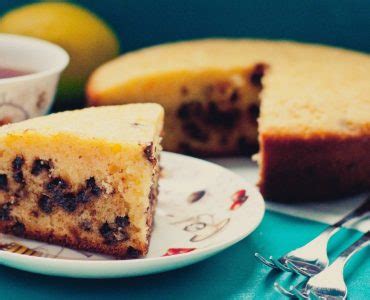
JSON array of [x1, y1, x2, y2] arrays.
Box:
[[1, 0, 370, 53], [0, 211, 368, 299], [0, 1, 369, 299]]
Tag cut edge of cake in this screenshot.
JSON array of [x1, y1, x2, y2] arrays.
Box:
[[85, 39, 370, 201]]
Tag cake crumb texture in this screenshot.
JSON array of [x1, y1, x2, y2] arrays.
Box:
[[0, 104, 164, 258]]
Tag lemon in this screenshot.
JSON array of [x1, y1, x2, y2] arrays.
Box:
[[0, 2, 120, 103]]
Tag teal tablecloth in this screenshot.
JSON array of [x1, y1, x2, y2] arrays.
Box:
[[0, 211, 368, 299], [0, 1, 369, 298]]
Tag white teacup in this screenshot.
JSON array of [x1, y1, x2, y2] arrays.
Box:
[[0, 33, 69, 124]]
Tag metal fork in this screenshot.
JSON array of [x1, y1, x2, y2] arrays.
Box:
[[277, 231, 370, 299], [255, 196, 370, 275]]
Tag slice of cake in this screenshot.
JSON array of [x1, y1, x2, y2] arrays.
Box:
[[0, 103, 164, 258], [86, 39, 370, 201]]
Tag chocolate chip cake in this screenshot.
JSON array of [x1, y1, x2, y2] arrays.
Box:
[[0, 103, 164, 258], [86, 39, 370, 201]]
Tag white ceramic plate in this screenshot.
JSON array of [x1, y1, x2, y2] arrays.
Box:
[[0, 152, 265, 278]]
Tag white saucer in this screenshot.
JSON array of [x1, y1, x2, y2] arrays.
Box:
[[0, 152, 265, 278]]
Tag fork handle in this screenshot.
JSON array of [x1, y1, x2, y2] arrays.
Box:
[[315, 196, 370, 241], [335, 231, 370, 267], [320, 196, 370, 235], [332, 196, 370, 228]]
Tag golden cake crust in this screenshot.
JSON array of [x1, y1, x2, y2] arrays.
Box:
[[87, 38, 370, 138]]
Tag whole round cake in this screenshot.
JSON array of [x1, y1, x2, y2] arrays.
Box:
[[86, 39, 370, 201]]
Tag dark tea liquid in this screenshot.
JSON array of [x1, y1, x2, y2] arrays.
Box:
[[0, 67, 32, 79]]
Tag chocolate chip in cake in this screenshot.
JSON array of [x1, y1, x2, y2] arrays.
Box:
[[0, 174, 8, 191], [177, 104, 190, 120], [100, 219, 130, 244], [207, 101, 218, 115], [250, 63, 266, 88], [206, 102, 241, 129], [115, 216, 130, 228], [80, 220, 92, 232], [177, 101, 203, 120], [86, 177, 102, 196], [237, 137, 259, 156], [12, 156, 25, 172], [99, 222, 112, 235], [224, 109, 241, 129], [126, 246, 141, 259], [247, 103, 260, 122], [38, 195, 53, 214], [46, 177, 68, 192], [182, 122, 209, 142], [13, 171, 25, 184], [75, 177, 102, 204], [144, 143, 156, 163], [56, 193, 77, 212], [12, 156, 25, 184], [11, 221, 25, 236], [76, 190, 89, 203], [238, 136, 249, 154], [229, 90, 239, 103], [78, 189, 94, 203], [99, 222, 117, 244], [31, 159, 52, 176], [0, 202, 11, 220]]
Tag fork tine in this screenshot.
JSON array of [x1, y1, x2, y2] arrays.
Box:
[[273, 257, 292, 272], [309, 292, 326, 300], [254, 253, 279, 269], [286, 261, 311, 277], [273, 281, 296, 297], [291, 284, 309, 299]]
